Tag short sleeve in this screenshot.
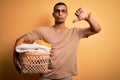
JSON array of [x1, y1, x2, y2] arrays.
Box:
[[76, 27, 91, 38], [27, 27, 43, 42]]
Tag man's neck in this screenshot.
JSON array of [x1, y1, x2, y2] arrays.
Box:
[[54, 23, 66, 31]]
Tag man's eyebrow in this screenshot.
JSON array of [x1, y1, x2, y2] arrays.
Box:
[[55, 9, 66, 11]]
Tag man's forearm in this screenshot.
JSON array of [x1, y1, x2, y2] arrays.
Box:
[[15, 34, 31, 46], [86, 14, 101, 33]]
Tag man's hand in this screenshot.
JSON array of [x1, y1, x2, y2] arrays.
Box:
[[13, 49, 22, 73], [73, 8, 90, 23]]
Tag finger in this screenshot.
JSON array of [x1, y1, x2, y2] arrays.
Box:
[[76, 10, 81, 14], [73, 18, 79, 23], [78, 7, 82, 10], [80, 8, 87, 14], [75, 12, 80, 16], [76, 9, 82, 15], [78, 7, 84, 12], [17, 61, 22, 69], [79, 8, 83, 13]]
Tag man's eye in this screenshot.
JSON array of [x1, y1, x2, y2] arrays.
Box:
[[55, 10, 59, 12], [55, 9, 67, 13], [62, 10, 66, 13]]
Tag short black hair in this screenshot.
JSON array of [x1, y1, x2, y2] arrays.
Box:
[[53, 2, 67, 11]]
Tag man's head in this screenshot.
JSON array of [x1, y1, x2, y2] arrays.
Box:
[[53, 2, 68, 24]]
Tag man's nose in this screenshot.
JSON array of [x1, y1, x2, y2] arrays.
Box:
[[58, 11, 62, 16]]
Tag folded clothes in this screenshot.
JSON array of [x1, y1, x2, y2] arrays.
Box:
[[16, 43, 51, 53]]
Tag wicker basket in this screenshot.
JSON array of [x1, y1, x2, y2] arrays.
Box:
[[19, 52, 50, 74]]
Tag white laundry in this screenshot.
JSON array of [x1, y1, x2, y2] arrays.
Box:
[[16, 43, 51, 53]]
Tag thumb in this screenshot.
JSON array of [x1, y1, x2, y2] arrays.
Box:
[[72, 18, 79, 23]]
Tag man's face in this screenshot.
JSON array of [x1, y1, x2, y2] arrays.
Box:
[[53, 5, 68, 24]]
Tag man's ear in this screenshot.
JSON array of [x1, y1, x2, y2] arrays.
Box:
[[52, 12, 54, 17]]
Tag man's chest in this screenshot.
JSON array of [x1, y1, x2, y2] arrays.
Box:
[[41, 29, 79, 45]]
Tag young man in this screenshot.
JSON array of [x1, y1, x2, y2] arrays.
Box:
[[13, 2, 101, 80]]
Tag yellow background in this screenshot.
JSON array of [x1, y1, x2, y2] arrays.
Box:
[[0, 0, 120, 80]]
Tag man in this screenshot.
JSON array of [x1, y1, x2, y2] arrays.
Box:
[[13, 2, 101, 80]]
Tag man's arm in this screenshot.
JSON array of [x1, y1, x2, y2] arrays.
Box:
[[15, 34, 31, 46], [13, 34, 32, 73], [85, 13, 101, 33], [73, 8, 101, 36]]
